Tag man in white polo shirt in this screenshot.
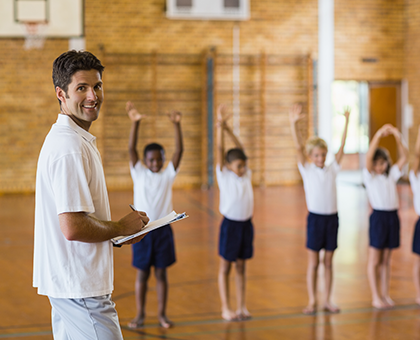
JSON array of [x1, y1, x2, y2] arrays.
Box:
[[33, 50, 149, 340]]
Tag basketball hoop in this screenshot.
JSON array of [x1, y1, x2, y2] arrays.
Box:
[[23, 21, 48, 50]]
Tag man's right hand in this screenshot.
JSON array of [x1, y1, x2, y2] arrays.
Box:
[[118, 210, 149, 236]]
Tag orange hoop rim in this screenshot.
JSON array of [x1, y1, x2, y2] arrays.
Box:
[[23, 20, 48, 34]]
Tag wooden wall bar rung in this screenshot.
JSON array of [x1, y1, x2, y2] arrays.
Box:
[[259, 51, 267, 186], [151, 50, 157, 140], [201, 49, 209, 188], [307, 54, 314, 137]]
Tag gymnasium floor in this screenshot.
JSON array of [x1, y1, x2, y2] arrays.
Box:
[[1, 171, 420, 339]]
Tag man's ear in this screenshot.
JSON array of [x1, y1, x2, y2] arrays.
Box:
[[55, 86, 66, 104]]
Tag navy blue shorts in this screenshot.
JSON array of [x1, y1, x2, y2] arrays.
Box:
[[413, 217, 420, 255], [306, 212, 339, 251], [219, 217, 254, 262], [132, 224, 176, 271], [369, 210, 400, 249]]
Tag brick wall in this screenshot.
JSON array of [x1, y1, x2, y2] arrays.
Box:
[[0, 39, 69, 193], [335, 0, 405, 80], [85, 0, 318, 55], [0, 0, 415, 193]]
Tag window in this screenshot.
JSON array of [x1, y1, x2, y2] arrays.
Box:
[[176, 0, 192, 7], [224, 0, 239, 8], [331, 81, 369, 154]]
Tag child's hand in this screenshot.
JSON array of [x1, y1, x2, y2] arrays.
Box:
[[388, 125, 402, 139], [167, 110, 182, 124], [216, 104, 232, 126], [289, 104, 306, 124], [376, 124, 393, 137], [126, 101, 145, 122], [343, 106, 351, 120]]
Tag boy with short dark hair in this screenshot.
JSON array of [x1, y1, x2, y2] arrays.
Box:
[[126, 101, 183, 329], [216, 104, 254, 321]]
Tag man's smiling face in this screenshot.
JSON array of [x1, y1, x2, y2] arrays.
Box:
[[56, 69, 103, 131]]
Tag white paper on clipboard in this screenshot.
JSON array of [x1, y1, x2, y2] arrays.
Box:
[[111, 211, 188, 245]]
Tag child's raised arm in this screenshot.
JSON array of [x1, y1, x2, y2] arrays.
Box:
[[216, 104, 245, 169], [216, 104, 231, 170], [289, 104, 306, 165], [223, 120, 244, 151], [127, 101, 146, 166], [365, 124, 392, 172], [389, 126, 408, 171], [168, 111, 183, 170], [413, 126, 420, 174], [335, 107, 351, 164]]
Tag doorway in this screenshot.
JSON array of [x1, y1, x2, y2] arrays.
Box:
[[331, 80, 402, 170], [368, 82, 401, 163]]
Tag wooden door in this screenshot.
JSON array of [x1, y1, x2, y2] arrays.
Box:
[[368, 82, 401, 163]]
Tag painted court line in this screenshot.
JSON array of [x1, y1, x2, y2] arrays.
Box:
[[0, 331, 51, 338], [2, 305, 420, 338]]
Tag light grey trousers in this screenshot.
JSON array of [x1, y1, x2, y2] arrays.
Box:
[[48, 295, 124, 340]]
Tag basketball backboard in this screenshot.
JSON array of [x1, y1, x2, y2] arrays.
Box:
[[0, 0, 84, 38]]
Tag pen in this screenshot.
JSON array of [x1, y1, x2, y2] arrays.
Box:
[[130, 204, 147, 230]]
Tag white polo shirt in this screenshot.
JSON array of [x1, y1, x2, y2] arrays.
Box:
[[130, 161, 177, 221], [33, 114, 113, 299], [363, 165, 402, 211], [216, 166, 254, 221], [410, 170, 420, 216], [298, 160, 340, 215]]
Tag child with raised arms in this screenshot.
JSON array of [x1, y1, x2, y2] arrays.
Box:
[[289, 104, 350, 315], [216, 104, 254, 321], [126, 101, 183, 328], [410, 126, 420, 305], [363, 124, 408, 309]]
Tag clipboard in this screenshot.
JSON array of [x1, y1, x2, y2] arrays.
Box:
[[111, 210, 188, 245]]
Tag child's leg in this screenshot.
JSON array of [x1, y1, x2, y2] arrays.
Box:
[[128, 268, 150, 328], [413, 254, 420, 305], [234, 259, 251, 320], [367, 247, 387, 309], [380, 248, 394, 307], [218, 257, 237, 320], [155, 267, 173, 328], [304, 249, 320, 314], [323, 250, 339, 312]]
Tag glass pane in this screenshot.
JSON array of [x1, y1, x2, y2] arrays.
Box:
[[15, 0, 48, 22], [331, 81, 368, 154], [176, 0, 192, 7], [224, 0, 240, 8]]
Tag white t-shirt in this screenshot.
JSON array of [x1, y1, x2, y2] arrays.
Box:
[[298, 160, 340, 215], [216, 166, 254, 221], [33, 114, 114, 299], [410, 170, 420, 216], [363, 165, 402, 211], [130, 161, 177, 221]]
